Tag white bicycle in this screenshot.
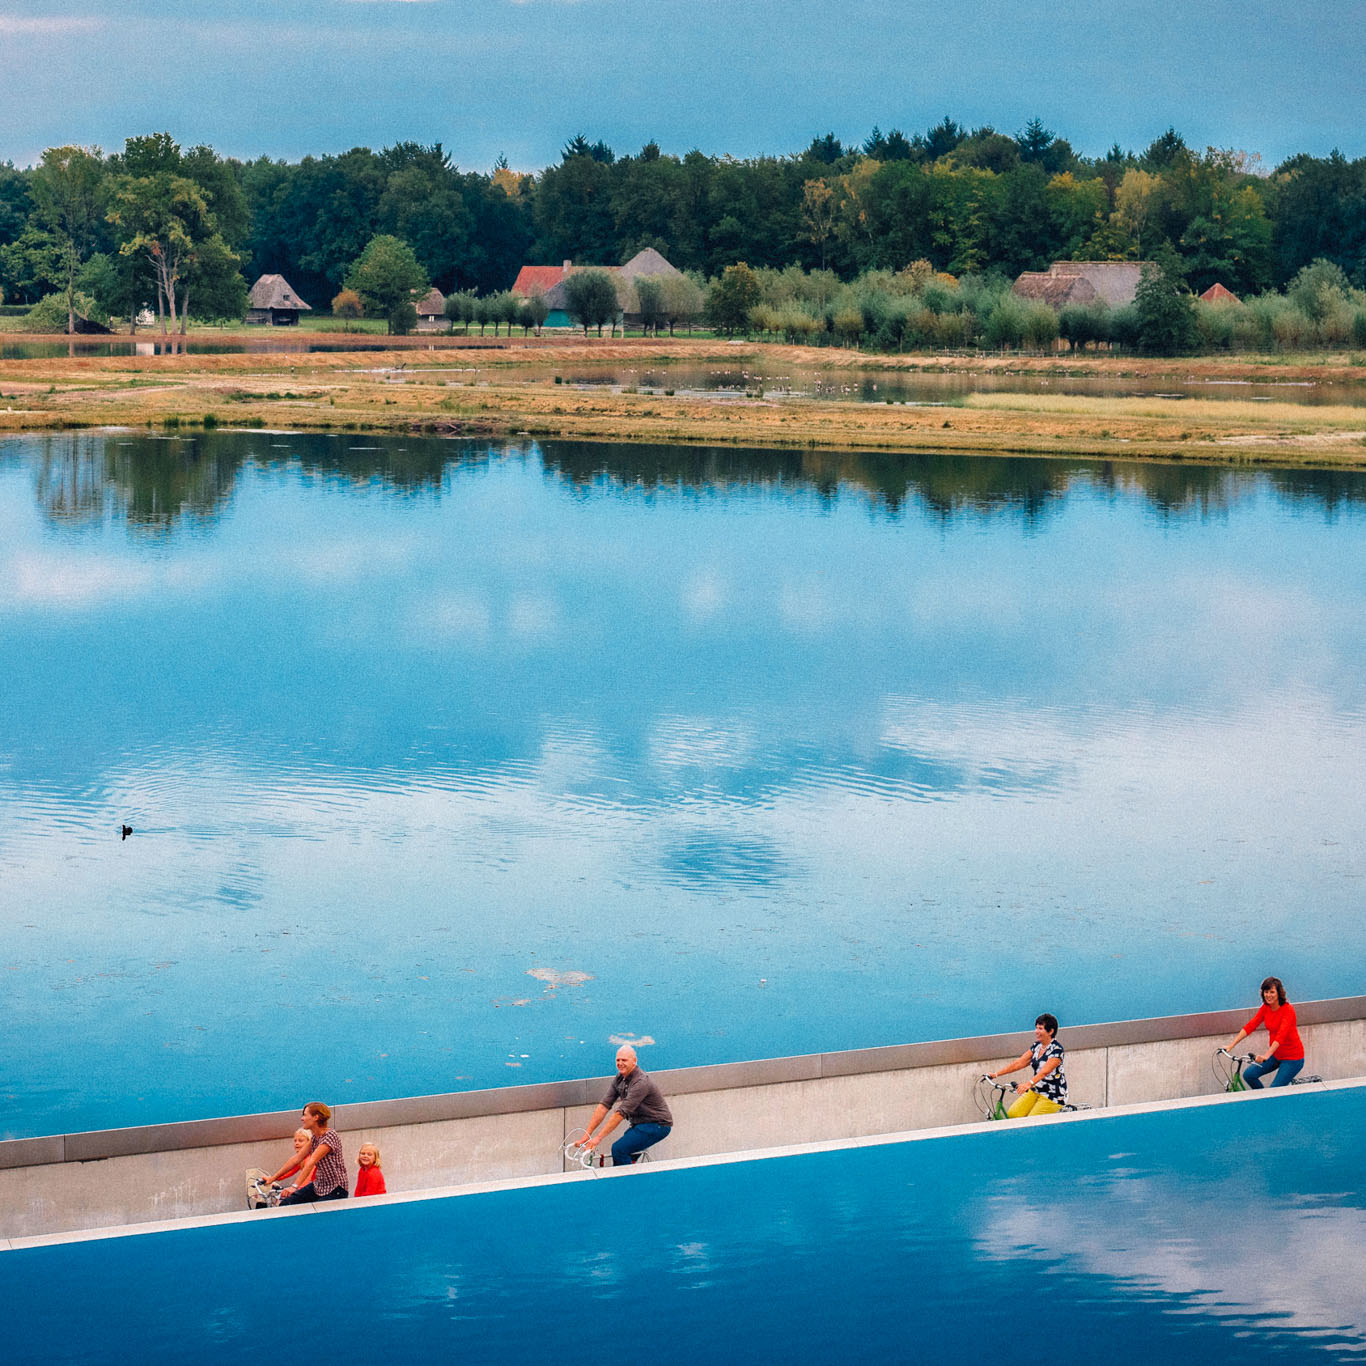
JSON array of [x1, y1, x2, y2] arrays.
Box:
[[563, 1126, 652, 1171]]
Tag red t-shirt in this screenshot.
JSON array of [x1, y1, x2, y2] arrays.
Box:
[[354, 1166, 387, 1197], [1243, 1001, 1304, 1060]]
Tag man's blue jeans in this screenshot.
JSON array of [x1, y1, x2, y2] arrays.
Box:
[[1244, 1056, 1304, 1089], [611, 1122, 671, 1166]]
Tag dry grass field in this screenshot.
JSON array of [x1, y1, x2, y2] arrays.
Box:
[[2, 335, 1365, 466]]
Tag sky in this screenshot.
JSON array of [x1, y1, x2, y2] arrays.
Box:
[[0, 1, 1363, 173]]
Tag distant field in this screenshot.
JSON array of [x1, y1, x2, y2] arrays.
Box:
[[1, 339, 1364, 466]]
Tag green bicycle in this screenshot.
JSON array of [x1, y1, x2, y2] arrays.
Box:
[[1214, 1047, 1322, 1091]]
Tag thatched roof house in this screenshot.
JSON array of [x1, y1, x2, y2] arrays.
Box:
[[1011, 261, 1154, 310], [1199, 282, 1241, 305], [512, 249, 684, 327], [246, 274, 312, 326], [415, 287, 448, 332]]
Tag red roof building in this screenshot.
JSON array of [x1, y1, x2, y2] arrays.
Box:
[[1199, 282, 1241, 304], [511, 263, 572, 297]]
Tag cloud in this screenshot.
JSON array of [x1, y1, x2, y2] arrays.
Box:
[[0, 18, 102, 35], [2, 552, 155, 609]]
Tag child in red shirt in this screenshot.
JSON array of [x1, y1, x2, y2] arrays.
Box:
[[354, 1142, 387, 1197]]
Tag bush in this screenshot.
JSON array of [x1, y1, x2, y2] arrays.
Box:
[[1316, 301, 1355, 347], [832, 304, 864, 347], [1020, 302, 1059, 350], [982, 294, 1028, 349], [1110, 304, 1140, 350], [1059, 302, 1111, 351], [1193, 299, 1236, 351], [331, 289, 363, 319], [1287, 258, 1353, 323], [25, 290, 109, 331], [388, 301, 418, 336]]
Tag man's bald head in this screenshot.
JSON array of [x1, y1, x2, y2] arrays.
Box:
[[615, 1045, 638, 1075]]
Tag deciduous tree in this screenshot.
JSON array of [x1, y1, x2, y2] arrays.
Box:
[[31, 145, 106, 333], [563, 268, 619, 335], [344, 234, 427, 333], [706, 262, 761, 334]]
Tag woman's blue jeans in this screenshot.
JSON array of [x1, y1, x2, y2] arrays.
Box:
[[279, 1182, 350, 1205], [611, 1122, 671, 1166], [1243, 1056, 1304, 1089]]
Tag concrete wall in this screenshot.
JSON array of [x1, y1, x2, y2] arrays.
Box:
[[4, 997, 1363, 1243]]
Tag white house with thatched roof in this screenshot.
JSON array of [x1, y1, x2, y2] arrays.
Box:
[[415, 287, 448, 332], [246, 274, 312, 326], [1011, 261, 1154, 310]]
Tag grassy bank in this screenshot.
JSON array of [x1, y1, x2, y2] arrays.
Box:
[[2, 338, 1364, 467]]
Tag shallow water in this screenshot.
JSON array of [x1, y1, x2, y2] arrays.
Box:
[[1, 431, 1364, 1137], [4, 333, 1364, 404], [5, 1089, 1366, 1363]]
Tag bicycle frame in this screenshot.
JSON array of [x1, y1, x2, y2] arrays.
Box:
[[1214, 1048, 1254, 1092], [976, 1075, 1013, 1121]]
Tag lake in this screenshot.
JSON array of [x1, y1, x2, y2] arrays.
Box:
[[1, 430, 1363, 1137], [5, 1087, 1365, 1364]]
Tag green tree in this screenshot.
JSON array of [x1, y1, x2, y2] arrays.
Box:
[[105, 134, 245, 333], [494, 289, 522, 335], [658, 272, 704, 334], [1272, 151, 1366, 287], [444, 290, 477, 333], [344, 234, 427, 333], [1132, 259, 1197, 354], [108, 172, 218, 332], [706, 262, 761, 334], [522, 291, 549, 334], [634, 276, 663, 334], [0, 225, 65, 305], [30, 145, 106, 333], [563, 268, 619, 335]]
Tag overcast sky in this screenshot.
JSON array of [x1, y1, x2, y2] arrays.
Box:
[[1, 0, 1362, 172]]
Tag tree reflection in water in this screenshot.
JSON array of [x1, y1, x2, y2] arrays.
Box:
[[16, 430, 1364, 539]]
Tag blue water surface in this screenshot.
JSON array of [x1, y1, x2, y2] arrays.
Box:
[[5, 1088, 1366, 1363], [1, 432, 1364, 1136]]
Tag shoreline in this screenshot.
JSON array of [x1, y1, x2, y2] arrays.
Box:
[[2, 338, 1366, 467]]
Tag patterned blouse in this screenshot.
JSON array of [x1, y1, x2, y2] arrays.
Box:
[[1030, 1039, 1067, 1103], [309, 1128, 347, 1196]]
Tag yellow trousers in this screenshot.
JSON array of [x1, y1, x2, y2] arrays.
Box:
[[1006, 1091, 1063, 1119]]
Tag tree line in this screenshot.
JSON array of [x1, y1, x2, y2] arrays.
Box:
[[1, 120, 1363, 334]]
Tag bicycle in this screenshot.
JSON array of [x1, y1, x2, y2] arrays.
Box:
[[245, 1167, 285, 1209], [975, 1074, 1092, 1121], [562, 1126, 651, 1171], [1213, 1048, 1322, 1092]]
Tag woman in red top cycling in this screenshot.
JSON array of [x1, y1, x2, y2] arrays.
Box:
[[1226, 976, 1305, 1088]]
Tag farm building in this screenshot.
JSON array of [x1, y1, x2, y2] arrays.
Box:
[[245, 274, 312, 326], [1011, 261, 1154, 310], [1199, 282, 1241, 304], [415, 288, 448, 332], [512, 249, 684, 329]]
